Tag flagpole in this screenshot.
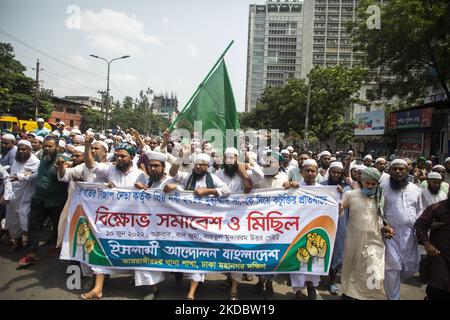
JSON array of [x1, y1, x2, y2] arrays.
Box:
[[168, 40, 235, 130]]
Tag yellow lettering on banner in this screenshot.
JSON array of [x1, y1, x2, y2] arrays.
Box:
[[181, 260, 197, 268], [165, 259, 180, 266]]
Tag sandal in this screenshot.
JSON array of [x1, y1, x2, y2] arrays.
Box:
[[242, 274, 253, 281], [230, 293, 239, 300], [329, 284, 340, 296], [80, 290, 102, 300], [18, 254, 38, 267]]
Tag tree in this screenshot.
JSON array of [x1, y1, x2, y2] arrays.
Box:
[[109, 93, 169, 135], [80, 107, 103, 132], [240, 65, 367, 146], [0, 42, 54, 119], [351, 0, 450, 104]]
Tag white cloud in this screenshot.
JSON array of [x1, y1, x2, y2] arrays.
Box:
[[79, 9, 161, 56], [189, 44, 198, 57], [161, 18, 170, 25]]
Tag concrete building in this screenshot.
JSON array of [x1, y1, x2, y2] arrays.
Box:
[[245, 0, 305, 112], [152, 93, 179, 121], [64, 96, 103, 112]]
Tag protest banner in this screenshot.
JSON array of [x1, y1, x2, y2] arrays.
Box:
[[61, 183, 339, 275]]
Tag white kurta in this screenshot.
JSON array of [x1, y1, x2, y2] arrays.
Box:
[[135, 174, 175, 287], [420, 188, 447, 210], [215, 164, 264, 193], [381, 180, 423, 273], [173, 171, 230, 197], [341, 190, 386, 300], [57, 162, 110, 249], [173, 170, 230, 283], [254, 172, 289, 189], [379, 172, 390, 184], [5, 154, 40, 238], [290, 180, 322, 290]]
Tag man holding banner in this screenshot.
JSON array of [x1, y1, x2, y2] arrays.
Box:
[[80, 141, 147, 300]]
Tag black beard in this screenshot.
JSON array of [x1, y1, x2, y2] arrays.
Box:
[[43, 150, 56, 162], [1, 147, 12, 156], [149, 172, 164, 183], [429, 187, 439, 195], [116, 161, 131, 172], [389, 176, 408, 190], [193, 170, 207, 180], [224, 164, 238, 177], [321, 163, 330, 170], [15, 153, 31, 163], [327, 179, 339, 186]]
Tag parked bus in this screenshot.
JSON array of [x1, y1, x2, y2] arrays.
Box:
[[0, 115, 52, 133]]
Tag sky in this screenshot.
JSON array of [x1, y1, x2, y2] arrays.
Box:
[[0, 0, 264, 112]]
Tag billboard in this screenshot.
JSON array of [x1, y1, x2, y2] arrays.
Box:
[[354, 109, 385, 136], [390, 107, 433, 129]]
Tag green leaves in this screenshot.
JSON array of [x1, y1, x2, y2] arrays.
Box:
[[352, 0, 450, 103], [240, 66, 366, 145]]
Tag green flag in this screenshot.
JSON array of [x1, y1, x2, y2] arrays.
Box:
[[170, 58, 239, 148]]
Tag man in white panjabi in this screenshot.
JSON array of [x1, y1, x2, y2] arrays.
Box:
[[381, 159, 423, 300], [167, 152, 230, 300], [5, 140, 40, 251], [375, 158, 390, 184], [80, 141, 147, 300], [215, 147, 264, 299], [286, 159, 321, 300], [420, 172, 447, 210], [340, 167, 394, 300], [133, 150, 177, 300]]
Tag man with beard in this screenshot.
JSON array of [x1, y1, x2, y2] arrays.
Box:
[[18, 135, 68, 267], [363, 154, 373, 168], [340, 167, 393, 300], [5, 140, 39, 252], [208, 148, 221, 175], [380, 159, 423, 300], [167, 153, 230, 300], [420, 172, 447, 210], [80, 140, 147, 300], [318, 151, 332, 179], [444, 157, 450, 185], [133, 150, 176, 300], [320, 161, 349, 295], [288, 159, 322, 300], [415, 197, 450, 300], [375, 158, 390, 184], [252, 151, 289, 299], [420, 165, 449, 195], [215, 147, 264, 299], [1, 133, 17, 167]]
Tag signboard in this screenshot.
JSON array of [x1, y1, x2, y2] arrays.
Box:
[[61, 184, 339, 275], [390, 107, 433, 129], [398, 132, 424, 157], [354, 109, 385, 136]]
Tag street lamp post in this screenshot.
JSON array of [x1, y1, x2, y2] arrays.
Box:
[[89, 54, 130, 130]]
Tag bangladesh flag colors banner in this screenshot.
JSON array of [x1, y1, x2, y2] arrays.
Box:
[[61, 183, 339, 275]]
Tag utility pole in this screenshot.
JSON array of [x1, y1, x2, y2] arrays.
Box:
[[304, 82, 311, 150], [34, 59, 43, 120], [97, 90, 106, 131]]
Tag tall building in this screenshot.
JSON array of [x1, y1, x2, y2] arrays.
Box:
[[245, 0, 305, 112], [245, 0, 368, 113], [302, 0, 364, 77]]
